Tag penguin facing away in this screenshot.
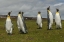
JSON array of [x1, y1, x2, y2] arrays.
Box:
[[17, 11, 27, 34], [47, 6, 53, 30], [21, 12, 27, 32], [36, 11, 42, 29], [5, 11, 13, 35], [55, 9, 62, 29]]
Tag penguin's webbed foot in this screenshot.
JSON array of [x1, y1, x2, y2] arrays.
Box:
[[37, 27, 42, 29], [47, 28, 53, 30], [8, 33, 12, 35], [19, 30, 23, 34], [19, 30, 27, 34], [56, 27, 62, 29]]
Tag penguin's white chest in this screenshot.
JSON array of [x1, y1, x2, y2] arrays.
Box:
[[49, 12, 53, 23], [49, 12, 53, 19], [55, 14, 61, 23], [6, 18, 11, 23], [37, 15, 42, 24], [6, 18, 11, 21], [6, 19, 12, 30], [55, 14, 60, 20], [18, 16, 24, 28]]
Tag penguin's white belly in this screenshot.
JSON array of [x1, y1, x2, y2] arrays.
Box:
[[49, 12, 53, 24], [19, 19, 24, 28], [6, 20, 12, 30], [37, 15, 42, 25], [18, 17, 23, 27], [18, 17, 25, 32], [55, 14, 61, 25]]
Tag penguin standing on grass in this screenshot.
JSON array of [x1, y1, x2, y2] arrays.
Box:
[[5, 11, 13, 35], [55, 9, 62, 29], [17, 11, 27, 34], [47, 6, 53, 30], [36, 11, 42, 29]]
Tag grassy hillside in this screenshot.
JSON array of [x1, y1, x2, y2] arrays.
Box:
[[0, 18, 64, 42]]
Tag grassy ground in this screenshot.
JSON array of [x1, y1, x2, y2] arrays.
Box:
[[0, 18, 64, 42]]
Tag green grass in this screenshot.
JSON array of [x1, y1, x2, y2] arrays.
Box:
[[0, 18, 64, 42]]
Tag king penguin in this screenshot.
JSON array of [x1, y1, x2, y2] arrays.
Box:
[[36, 11, 42, 29], [17, 11, 27, 34], [5, 11, 13, 35], [47, 6, 53, 30], [55, 9, 62, 29]]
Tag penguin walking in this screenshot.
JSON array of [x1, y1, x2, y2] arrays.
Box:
[[47, 6, 53, 30], [17, 11, 27, 34], [55, 9, 62, 29], [5, 11, 13, 35], [36, 11, 42, 29]]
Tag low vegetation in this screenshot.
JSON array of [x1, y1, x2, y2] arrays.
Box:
[[0, 18, 64, 42]]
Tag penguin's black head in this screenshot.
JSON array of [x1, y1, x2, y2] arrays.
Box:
[[38, 11, 41, 14], [47, 6, 50, 10], [56, 9, 59, 12], [19, 11, 21, 14], [8, 11, 12, 16], [22, 12, 24, 14]]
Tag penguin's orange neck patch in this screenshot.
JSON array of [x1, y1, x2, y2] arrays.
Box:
[[18, 14, 22, 17], [6, 16, 11, 21], [56, 12, 59, 14], [18, 14, 21, 16], [38, 14, 41, 16], [38, 13, 40, 15], [47, 10, 51, 14], [7, 16, 10, 19], [18, 14, 21, 15], [47, 10, 50, 12]]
